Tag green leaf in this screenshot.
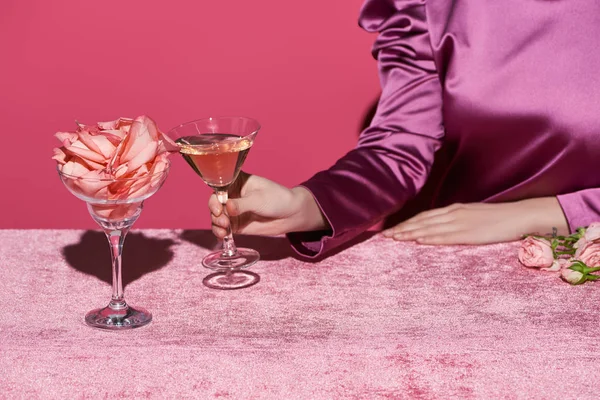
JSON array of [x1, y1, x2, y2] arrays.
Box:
[[555, 250, 576, 255], [570, 260, 587, 267], [569, 265, 585, 273], [582, 266, 600, 274], [586, 274, 600, 281]]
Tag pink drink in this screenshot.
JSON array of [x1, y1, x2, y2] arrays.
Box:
[[176, 134, 252, 189]]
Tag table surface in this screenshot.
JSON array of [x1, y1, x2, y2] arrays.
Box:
[[1, 229, 599, 399]]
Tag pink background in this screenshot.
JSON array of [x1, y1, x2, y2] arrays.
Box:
[[0, 0, 379, 229]]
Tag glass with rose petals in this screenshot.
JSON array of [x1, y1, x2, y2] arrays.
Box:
[[58, 162, 170, 329], [168, 117, 260, 290]]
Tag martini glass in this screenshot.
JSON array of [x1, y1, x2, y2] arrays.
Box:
[[168, 117, 260, 290], [58, 162, 170, 329]]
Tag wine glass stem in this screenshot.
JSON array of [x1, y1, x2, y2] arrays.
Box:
[[105, 229, 128, 309], [216, 190, 238, 257]]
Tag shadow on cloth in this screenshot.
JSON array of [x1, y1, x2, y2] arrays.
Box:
[[62, 230, 175, 287], [179, 230, 296, 261], [179, 230, 378, 263]]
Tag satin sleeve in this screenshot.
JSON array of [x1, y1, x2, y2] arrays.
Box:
[[557, 190, 600, 232], [288, 0, 444, 257]]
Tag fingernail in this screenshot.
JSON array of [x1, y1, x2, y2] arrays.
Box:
[[382, 230, 393, 237]]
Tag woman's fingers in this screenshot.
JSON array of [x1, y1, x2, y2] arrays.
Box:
[[414, 231, 472, 245], [383, 206, 460, 237], [407, 203, 461, 223], [392, 221, 461, 241], [211, 212, 230, 230], [393, 213, 457, 236], [208, 194, 223, 216], [211, 224, 228, 239]]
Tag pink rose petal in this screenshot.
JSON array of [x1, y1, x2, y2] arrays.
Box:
[[100, 129, 128, 141], [518, 237, 554, 268], [159, 132, 181, 153], [55, 131, 79, 146], [97, 119, 120, 131], [73, 170, 112, 198], [132, 164, 150, 177], [575, 242, 600, 267], [118, 116, 160, 164], [89, 202, 140, 221], [560, 267, 584, 284], [125, 141, 158, 173], [55, 115, 171, 205], [113, 164, 129, 178], [584, 222, 600, 243], [108, 178, 134, 197], [76, 130, 104, 155], [61, 159, 91, 178], [89, 134, 117, 159], [541, 259, 568, 272], [65, 140, 106, 164], [127, 177, 152, 199], [76, 156, 105, 171], [149, 155, 169, 188], [118, 165, 152, 198], [97, 117, 133, 131], [52, 147, 69, 165]]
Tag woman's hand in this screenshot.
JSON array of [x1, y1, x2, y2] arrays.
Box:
[[209, 172, 328, 239], [382, 197, 569, 245]]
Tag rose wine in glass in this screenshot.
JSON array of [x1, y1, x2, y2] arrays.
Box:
[[177, 134, 252, 189], [169, 117, 261, 290]]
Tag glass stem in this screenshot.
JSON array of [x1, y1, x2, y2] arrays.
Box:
[[105, 228, 129, 310], [216, 190, 238, 258]]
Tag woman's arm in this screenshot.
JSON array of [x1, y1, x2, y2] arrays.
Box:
[[384, 188, 600, 245], [288, 0, 445, 257]]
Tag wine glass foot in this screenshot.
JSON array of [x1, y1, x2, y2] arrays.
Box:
[[202, 247, 260, 270], [85, 303, 152, 330], [203, 270, 260, 290]]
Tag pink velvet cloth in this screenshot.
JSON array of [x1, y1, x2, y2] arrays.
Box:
[[1, 229, 599, 398]]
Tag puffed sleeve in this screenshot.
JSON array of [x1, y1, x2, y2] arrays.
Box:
[[288, 0, 445, 257]]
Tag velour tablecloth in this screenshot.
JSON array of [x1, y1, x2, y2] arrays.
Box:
[[1, 229, 599, 399]]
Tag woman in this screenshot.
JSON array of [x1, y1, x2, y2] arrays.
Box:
[[210, 0, 600, 258]]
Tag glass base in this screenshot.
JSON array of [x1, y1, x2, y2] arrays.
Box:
[[85, 302, 152, 330], [203, 270, 260, 290], [202, 248, 260, 270]]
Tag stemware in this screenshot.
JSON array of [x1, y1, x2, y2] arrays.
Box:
[[58, 162, 170, 329], [168, 117, 260, 290]]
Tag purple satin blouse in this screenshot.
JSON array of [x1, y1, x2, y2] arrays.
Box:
[[290, 0, 600, 257]]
